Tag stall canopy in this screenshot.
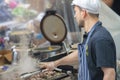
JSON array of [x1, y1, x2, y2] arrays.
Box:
[[99, 2, 120, 59]]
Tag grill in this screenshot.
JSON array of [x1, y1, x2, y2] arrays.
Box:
[[27, 52, 78, 80], [22, 70, 68, 80], [20, 65, 77, 80]]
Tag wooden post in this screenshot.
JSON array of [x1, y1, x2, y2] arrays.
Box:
[[25, 0, 45, 12]]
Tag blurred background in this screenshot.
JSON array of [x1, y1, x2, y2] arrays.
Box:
[[0, 0, 120, 79]]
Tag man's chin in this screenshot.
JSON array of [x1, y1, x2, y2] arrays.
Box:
[[78, 21, 84, 28]]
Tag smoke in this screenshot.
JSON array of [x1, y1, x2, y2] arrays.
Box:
[[0, 34, 37, 80], [18, 35, 37, 74]]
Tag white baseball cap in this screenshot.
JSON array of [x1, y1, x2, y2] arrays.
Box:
[[72, 0, 101, 14]]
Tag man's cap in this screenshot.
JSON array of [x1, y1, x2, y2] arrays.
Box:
[[72, 0, 101, 14]]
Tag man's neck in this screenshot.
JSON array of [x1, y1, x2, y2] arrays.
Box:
[[84, 18, 99, 33]]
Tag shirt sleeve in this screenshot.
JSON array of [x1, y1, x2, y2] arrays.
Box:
[[94, 39, 116, 68]]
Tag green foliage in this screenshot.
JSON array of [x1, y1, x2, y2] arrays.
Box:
[[12, 7, 37, 20]]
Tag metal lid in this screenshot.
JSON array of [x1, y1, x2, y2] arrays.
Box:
[[40, 10, 67, 43]]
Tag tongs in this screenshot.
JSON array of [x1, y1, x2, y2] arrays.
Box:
[[20, 68, 69, 79], [20, 67, 67, 79], [20, 68, 44, 79]]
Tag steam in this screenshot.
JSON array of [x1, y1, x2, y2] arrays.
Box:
[[0, 34, 37, 80], [18, 35, 37, 74]]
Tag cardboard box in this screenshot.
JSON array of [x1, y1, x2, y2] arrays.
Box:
[[0, 56, 5, 66], [0, 50, 12, 66]]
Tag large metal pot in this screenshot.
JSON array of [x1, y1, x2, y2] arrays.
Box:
[[31, 45, 61, 60]]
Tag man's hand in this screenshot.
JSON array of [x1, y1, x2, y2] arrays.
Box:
[[38, 50, 78, 71], [39, 62, 56, 71], [102, 67, 116, 80]]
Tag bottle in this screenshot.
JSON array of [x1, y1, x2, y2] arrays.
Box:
[[11, 46, 18, 65]]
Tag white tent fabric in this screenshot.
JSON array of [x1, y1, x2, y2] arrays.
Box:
[[99, 2, 120, 59]]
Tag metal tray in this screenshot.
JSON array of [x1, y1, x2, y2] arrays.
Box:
[[33, 46, 61, 53]]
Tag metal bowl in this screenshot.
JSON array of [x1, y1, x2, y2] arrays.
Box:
[[31, 46, 61, 60], [33, 46, 61, 53]]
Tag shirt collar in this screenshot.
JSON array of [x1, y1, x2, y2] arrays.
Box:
[[83, 21, 102, 38]]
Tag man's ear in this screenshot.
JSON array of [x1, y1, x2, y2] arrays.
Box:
[[81, 9, 87, 19]]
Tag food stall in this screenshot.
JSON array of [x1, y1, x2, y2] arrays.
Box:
[[0, 0, 79, 80], [0, 0, 120, 80]]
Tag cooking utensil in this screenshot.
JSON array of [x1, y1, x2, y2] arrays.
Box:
[[20, 70, 41, 79], [40, 10, 67, 43], [33, 45, 61, 53]]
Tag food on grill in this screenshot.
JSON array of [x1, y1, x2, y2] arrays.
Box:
[[48, 46, 53, 50], [26, 70, 66, 80], [33, 46, 61, 53]]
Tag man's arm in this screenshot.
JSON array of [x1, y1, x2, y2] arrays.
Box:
[[40, 50, 79, 70], [102, 67, 116, 80], [94, 39, 116, 80], [54, 50, 79, 67]]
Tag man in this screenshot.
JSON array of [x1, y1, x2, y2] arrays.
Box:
[[4, 0, 18, 9], [40, 0, 116, 80], [102, 0, 114, 7], [102, 0, 120, 16], [27, 12, 50, 48]]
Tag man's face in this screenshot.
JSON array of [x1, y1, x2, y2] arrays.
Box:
[[74, 6, 84, 28]]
